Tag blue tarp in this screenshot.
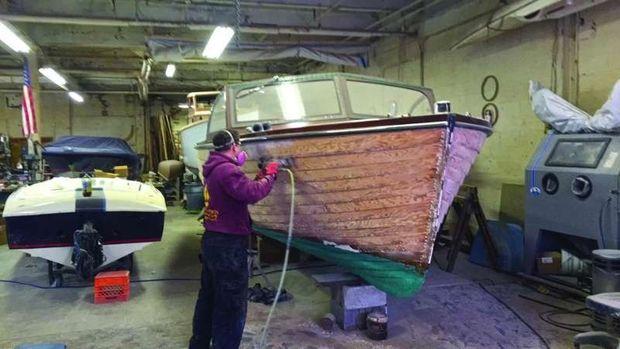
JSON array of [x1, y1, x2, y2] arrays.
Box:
[[43, 136, 140, 179]]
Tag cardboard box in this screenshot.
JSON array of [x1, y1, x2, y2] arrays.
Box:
[[94, 169, 118, 178], [537, 252, 562, 274], [114, 166, 129, 178]]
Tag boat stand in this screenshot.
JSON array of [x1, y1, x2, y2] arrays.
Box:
[[47, 261, 64, 287], [312, 272, 387, 331], [438, 185, 499, 272]]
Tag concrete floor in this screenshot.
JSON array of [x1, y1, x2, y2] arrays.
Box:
[[0, 207, 583, 348]]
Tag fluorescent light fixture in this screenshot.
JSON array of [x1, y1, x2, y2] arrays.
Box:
[[165, 64, 176, 78], [68, 91, 84, 103], [202, 26, 235, 59], [39, 67, 67, 87], [0, 21, 30, 53], [178, 103, 189, 109]]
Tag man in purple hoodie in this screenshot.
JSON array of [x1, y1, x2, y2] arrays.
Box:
[[189, 129, 278, 349]]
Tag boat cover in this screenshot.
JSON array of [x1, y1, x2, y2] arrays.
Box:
[[530, 79, 620, 133], [254, 226, 426, 298], [43, 136, 141, 179]]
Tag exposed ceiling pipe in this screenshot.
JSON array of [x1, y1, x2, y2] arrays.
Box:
[[339, 0, 445, 42], [137, 58, 152, 101], [145, 37, 370, 49], [0, 57, 293, 74], [167, 0, 394, 14], [0, 14, 406, 37], [299, 0, 452, 71], [383, 0, 449, 31], [314, 0, 346, 23], [0, 89, 199, 95], [0, 76, 23, 84], [365, 0, 426, 30], [0, 68, 135, 78], [63, 70, 138, 78], [297, 0, 435, 70], [0, 68, 274, 83], [67, 64, 292, 74]]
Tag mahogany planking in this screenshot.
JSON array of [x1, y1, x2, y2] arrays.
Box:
[[242, 128, 449, 267]]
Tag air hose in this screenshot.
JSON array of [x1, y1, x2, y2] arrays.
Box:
[[254, 167, 295, 349]]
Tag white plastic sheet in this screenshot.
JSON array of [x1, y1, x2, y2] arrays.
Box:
[[529, 80, 592, 133], [530, 80, 620, 134], [589, 80, 620, 132], [147, 39, 369, 67]]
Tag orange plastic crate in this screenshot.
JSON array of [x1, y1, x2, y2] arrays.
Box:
[[94, 270, 130, 304]]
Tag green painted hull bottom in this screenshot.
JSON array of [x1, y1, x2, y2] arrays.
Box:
[[254, 226, 426, 298]]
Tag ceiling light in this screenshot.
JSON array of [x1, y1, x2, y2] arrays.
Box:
[[202, 26, 235, 59], [0, 21, 30, 53], [39, 67, 67, 87], [68, 91, 84, 103], [165, 64, 176, 78], [178, 103, 189, 109]]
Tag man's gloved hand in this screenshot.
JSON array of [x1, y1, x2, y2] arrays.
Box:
[[255, 161, 280, 181], [265, 162, 280, 176]]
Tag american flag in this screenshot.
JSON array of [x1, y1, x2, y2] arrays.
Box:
[[21, 58, 37, 137]]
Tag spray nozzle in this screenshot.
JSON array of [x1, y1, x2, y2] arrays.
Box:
[[258, 157, 293, 170]]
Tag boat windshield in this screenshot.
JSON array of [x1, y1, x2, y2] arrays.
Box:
[[207, 93, 227, 136], [231, 76, 434, 127], [234, 80, 342, 124], [347, 80, 432, 117]]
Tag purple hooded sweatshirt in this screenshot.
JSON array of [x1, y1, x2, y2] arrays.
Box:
[[202, 151, 275, 235]]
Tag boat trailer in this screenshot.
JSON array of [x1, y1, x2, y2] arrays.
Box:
[[46, 222, 134, 287]]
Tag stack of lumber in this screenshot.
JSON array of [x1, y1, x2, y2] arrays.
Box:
[[147, 112, 177, 171]]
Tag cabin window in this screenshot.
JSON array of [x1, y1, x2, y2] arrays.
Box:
[[207, 94, 227, 136], [346, 80, 432, 117], [234, 80, 341, 124]]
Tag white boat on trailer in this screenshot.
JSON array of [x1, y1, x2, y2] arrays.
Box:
[[2, 136, 166, 286]]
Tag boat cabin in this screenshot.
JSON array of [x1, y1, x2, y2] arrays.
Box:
[[197, 73, 438, 149], [187, 91, 220, 123]]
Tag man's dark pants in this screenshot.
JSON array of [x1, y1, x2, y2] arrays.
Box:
[[189, 231, 249, 349]]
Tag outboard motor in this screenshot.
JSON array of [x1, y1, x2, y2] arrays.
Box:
[[72, 222, 104, 280]]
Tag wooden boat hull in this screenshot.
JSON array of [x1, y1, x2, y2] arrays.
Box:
[[240, 115, 489, 268]]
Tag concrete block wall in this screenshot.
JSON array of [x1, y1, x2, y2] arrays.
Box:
[[0, 93, 145, 153], [311, 0, 620, 220]]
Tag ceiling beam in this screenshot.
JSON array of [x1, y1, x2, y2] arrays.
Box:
[[26, 28, 364, 51], [297, 0, 455, 71], [365, 0, 427, 31], [0, 88, 191, 95], [16, 25, 149, 49], [22, 56, 296, 73], [381, 0, 451, 31], [296, 0, 430, 70], [0, 67, 278, 83], [167, 0, 395, 14], [0, 14, 408, 38]]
